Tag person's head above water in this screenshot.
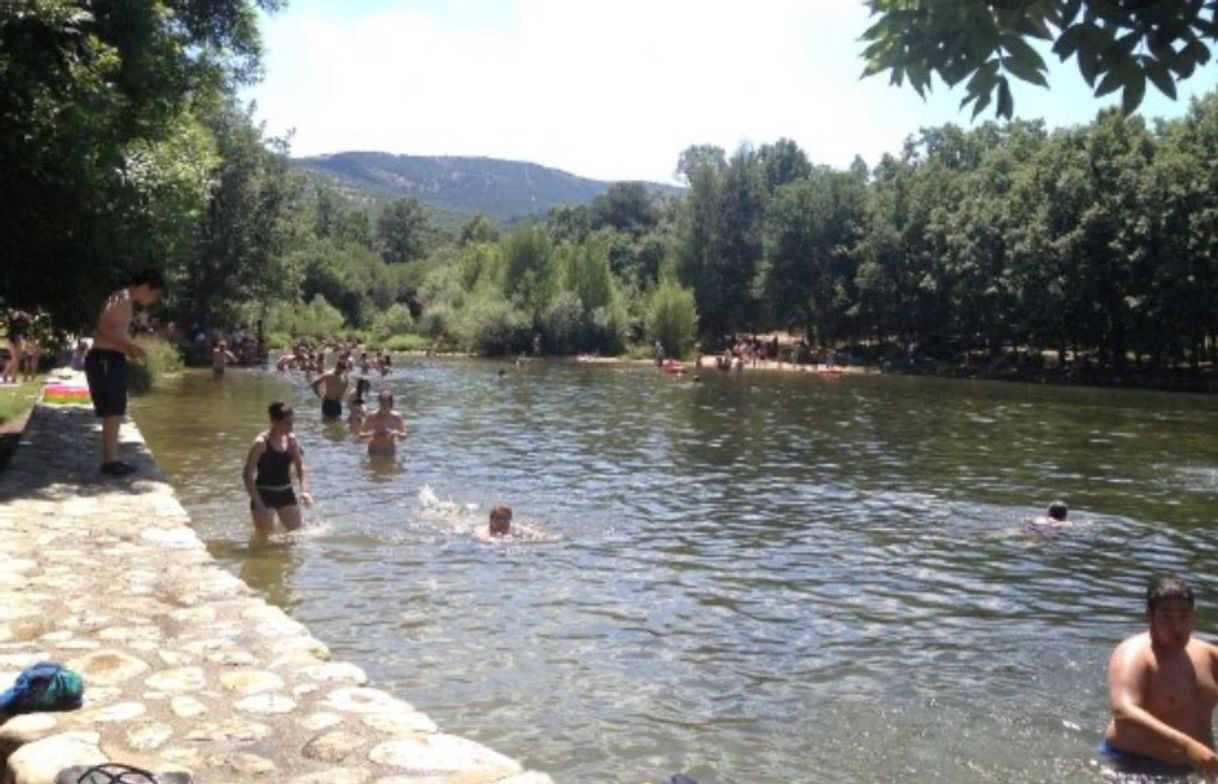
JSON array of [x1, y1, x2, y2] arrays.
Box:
[[267, 401, 294, 429], [489, 505, 513, 536], [1147, 574, 1194, 613], [377, 390, 393, 409], [1047, 500, 1068, 522], [1145, 575, 1195, 652]]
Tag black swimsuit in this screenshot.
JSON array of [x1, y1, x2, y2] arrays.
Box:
[[251, 435, 297, 510]]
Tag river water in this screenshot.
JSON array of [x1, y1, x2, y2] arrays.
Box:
[[130, 361, 1218, 784]]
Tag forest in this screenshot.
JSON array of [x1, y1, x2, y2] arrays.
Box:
[[5, 2, 1218, 379]]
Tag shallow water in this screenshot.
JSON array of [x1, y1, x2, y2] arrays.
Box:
[[132, 361, 1218, 784]]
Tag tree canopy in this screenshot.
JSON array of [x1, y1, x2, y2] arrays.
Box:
[[861, 0, 1218, 118]]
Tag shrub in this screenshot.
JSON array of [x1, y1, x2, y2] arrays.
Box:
[[265, 332, 291, 350], [268, 295, 346, 339], [372, 303, 415, 338], [588, 300, 629, 355], [418, 303, 455, 341], [454, 296, 529, 356], [644, 281, 698, 359], [128, 336, 184, 395], [383, 334, 430, 352], [542, 291, 586, 355]]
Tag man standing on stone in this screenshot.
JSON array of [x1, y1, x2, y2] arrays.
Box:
[[84, 270, 166, 476], [1098, 575, 1218, 779]]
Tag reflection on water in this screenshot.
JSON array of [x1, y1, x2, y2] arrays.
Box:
[[132, 363, 1218, 784]]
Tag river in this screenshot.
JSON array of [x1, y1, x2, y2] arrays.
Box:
[[130, 360, 1218, 784]]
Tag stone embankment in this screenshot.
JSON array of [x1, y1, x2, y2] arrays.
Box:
[[0, 405, 553, 784]]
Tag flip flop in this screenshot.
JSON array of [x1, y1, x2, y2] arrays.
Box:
[[55, 764, 193, 784]]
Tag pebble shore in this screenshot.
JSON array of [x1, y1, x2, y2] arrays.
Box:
[[0, 404, 553, 784]]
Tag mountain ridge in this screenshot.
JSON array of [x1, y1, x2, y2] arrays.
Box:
[[293, 151, 682, 225]]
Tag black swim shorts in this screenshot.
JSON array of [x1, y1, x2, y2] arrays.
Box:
[[84, 349, 128, 418], [321, 398, 342, 418], [250, 486, 297, 511]]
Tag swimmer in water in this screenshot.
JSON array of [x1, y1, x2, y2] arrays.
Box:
[[1027, 500, 1069, 535], [310, 359, 349, 419], [359, 390, 406, 456], [476, 504, 558, 542]]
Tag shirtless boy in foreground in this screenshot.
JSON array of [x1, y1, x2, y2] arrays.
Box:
[[1099, 575, 1218, 779]]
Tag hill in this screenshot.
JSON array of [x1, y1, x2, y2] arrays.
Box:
[[293, 151, 683, 225]]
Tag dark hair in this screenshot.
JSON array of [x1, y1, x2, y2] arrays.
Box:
[[1047, 501, 1067, 521], [377, 390, 393, 405], [268, 401, 293, 422], [129, 269, 167, 291], [1147, 575, 1194, 611]]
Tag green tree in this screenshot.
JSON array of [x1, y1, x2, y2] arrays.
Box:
[[589, 182, 659, 234], [645, 281, 699, 359], [861, 0, 1218, 118], [501, 223, 556, 327], [758, 169, 867, 344], [0, 0, 281, 326], [377, 197, 430, 263]]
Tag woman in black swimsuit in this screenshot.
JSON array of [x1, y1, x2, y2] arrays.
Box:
[[242, 401, 313, 534]]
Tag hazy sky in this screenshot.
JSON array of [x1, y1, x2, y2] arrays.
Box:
[[245, 0, 1218, 183]]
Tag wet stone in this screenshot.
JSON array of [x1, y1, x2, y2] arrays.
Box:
[[289, 770, 372, 784], [171, 695, 208, 719], [186, 719, 273, 743], [298, 712, 344, 732], [325, 687, 413, 715], [220, 669, 284, 695], [85, 701, 147, 723], [367, 734, 523, 780], [233, 693, 296, 714], [361, 710, 438, 736], [302, 730, 366, 763], [126, 721, 174, 751], [204, 751, 277, 775], [67, 650, 150, 685], [145, 666, 207, 692], [296, 661, 368, 685]]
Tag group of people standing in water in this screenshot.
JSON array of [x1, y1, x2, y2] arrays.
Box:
[[243, 352, 530, 542]]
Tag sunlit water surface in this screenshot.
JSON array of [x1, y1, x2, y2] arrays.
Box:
[[131, 361, 1218, 784]]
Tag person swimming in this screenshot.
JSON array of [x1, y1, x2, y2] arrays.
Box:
[[476, 504, 559, 542], [1026, 500, 1069, 536]]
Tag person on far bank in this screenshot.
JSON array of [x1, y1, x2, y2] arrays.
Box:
[[1098, 575, 1218, 779], [310, 358, 349, 419], [84, 271, 166, 476], [243, 401, 313, 534]]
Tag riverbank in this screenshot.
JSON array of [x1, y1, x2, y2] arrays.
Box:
[[0, 404, 552, 783]]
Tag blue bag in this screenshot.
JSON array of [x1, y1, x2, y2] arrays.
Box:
[[0, 661, 84, 714]]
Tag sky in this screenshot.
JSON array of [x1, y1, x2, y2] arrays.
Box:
[[244, 0, 1218, 184]]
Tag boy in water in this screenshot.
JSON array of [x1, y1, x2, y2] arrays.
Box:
[[243, 401, 313, 534], [1099, 575, 1218, 778], [359, 390, 406, 456], [488, 504, 513, 536], [310, 359, 349, 419], [479, 505, 557, 542]]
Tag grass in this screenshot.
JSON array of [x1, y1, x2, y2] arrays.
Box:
[[0, 377, 43, 427]]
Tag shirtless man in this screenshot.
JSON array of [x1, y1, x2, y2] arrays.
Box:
[[359, 390, 406, 456], [310, 359, 349, 419], [84, 271, 166, 476], [212, 339, 238, 374], [1099, 575, 1218, 779], [243, 401, 313, 534]]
